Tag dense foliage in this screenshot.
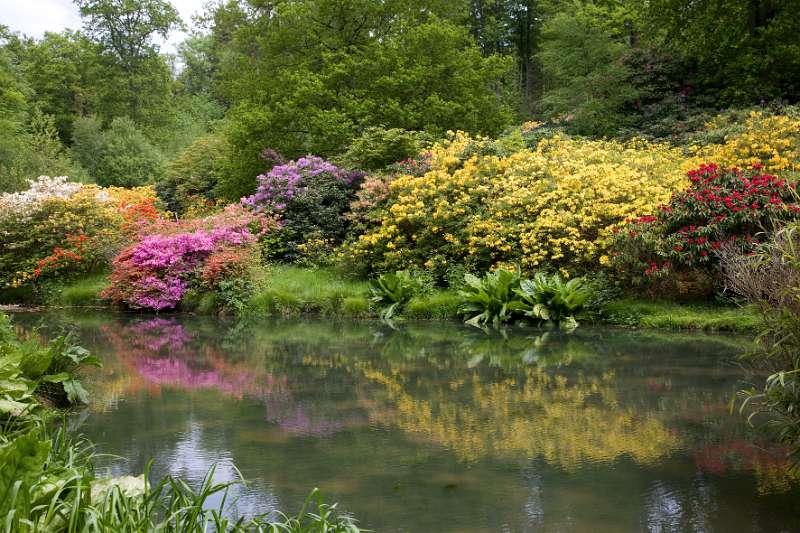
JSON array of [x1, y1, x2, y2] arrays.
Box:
[[458, 268, 595, 329], [346, 130, 696, 279], [613, 164, 800, 296]]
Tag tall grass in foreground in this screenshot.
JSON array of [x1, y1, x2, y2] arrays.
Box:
[[722, 225, 800, 459], [0, 312, 362, 532]]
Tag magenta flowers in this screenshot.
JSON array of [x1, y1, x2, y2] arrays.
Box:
[[103, 206, 277, 310]]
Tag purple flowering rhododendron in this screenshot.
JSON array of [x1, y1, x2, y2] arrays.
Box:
[[242, 156, 355, 212]]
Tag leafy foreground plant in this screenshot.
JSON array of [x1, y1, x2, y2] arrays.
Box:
[[0, 314, 362, 532], [369, 271, 422, 320], [517, 273, 594, 330], [458, 269, 596, 329], [458, 268, 524, 328]]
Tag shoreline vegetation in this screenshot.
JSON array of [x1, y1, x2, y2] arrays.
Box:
[[2, 266, 760, 333]]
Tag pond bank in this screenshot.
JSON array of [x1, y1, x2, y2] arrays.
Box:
[[2, 266, 761, 333]]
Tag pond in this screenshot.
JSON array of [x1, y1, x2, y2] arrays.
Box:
[[9, 311, 800, 532]]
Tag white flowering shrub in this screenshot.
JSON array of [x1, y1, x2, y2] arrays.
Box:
[[0, 176, 82, 218]]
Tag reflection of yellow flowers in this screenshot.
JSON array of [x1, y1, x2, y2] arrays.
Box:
[[754, 460, 800, 495], [360, 364, 681, 470]]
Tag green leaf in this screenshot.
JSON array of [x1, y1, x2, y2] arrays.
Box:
[[41, 372, 71, 384], [62, 379, 90, 405], [0, 430, 51, 516], [0, 398, 31, 417]]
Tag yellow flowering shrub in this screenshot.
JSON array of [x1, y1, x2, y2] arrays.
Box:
[[699, 110, 800, 174], [346, 132, 700, 276]]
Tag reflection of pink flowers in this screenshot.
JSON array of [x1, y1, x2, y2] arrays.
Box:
[[101, 318, 355, 437], [134, 357, 282, 399], [127, 318, 193, 353], [264, 395, 347, 437]]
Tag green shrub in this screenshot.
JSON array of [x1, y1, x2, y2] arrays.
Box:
[[71, 116, 163, 187], [340, 127, 424, 170], [369, 270, 423, 320], [0, 110, 86, 192], [157, 134, 228, 213]]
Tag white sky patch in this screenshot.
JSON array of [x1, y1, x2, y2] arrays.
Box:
[[0, 0, 207, 53]]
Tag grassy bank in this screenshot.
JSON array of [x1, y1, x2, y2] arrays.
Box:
[[7, 268, 761, 333], [600, 299, 760, 333]]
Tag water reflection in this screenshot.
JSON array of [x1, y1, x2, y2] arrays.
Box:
[[11, 311, 800, 532]]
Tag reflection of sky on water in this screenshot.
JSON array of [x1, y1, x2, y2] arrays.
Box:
[[12, 312, 800, 533]]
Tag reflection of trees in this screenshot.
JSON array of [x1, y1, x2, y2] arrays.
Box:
[[357, 364, 681, 469]]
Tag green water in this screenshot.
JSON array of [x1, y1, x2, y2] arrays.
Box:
[[11, 311, 800, 532]]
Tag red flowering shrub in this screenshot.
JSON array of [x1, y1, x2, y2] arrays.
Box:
[[612, 163, 800, 296], [201, 248, 256, 287], [34, 233, 90, 279]]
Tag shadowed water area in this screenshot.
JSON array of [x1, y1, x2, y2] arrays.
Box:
[[9, 311, 800, 532]]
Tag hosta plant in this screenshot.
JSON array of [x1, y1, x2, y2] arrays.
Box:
[[517, 273, 594, 330], [369, 270, 421, 320], [458, 268, 524, 328]]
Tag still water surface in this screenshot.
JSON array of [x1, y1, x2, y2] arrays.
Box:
[[10, 311, 800, 532]]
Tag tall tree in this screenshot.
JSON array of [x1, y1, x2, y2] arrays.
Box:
[[211, 0, 516, 200], [18, 31, 101, 141], [468, 1, 541, 113], [647, 0, 800, 102], [74, 0, 183, 123], [538, 3, 639, 135]]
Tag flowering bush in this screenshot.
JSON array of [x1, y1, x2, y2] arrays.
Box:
[[344, 132, 700, 279], [698, 110, 800, 175], [612, 163, 800, 295], [103, 206, 277, 310], [0, 176, 161, 289], [242, 156, 361, 260]]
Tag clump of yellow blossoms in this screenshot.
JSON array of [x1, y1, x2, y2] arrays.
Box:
[[699, 110, 800, 174], [347, 131, 700, 276], [346, 109, 800, 277]]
